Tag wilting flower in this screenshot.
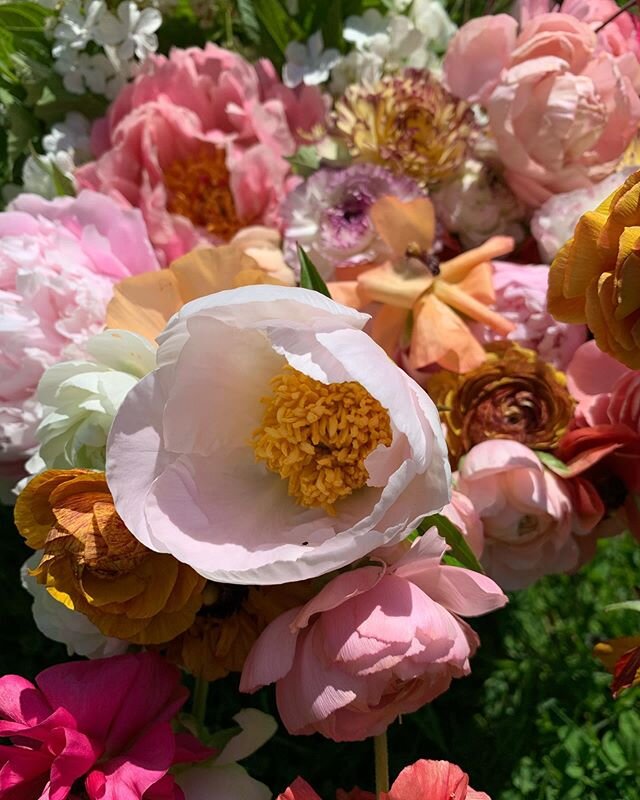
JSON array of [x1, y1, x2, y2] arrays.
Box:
[[15, 469, 205, 643], [444, 14, 640, 205], [470, 262, 587, 370], [432, 159, 527, 250], [456, 440, 599, 589], [279, 759, 490, 799], [282, 163, 424, 280], [35, 329, 156, 471], [163, 582, 313, 681], [427, 343, 575, 466], [107, 233, 294, 343], [548, 169, 640, 369], [21, 553, 129, 659], [556, 341, 640, 538], [335, 69, 476, 187], [106, 285, 450, 585], [0, 190, 159, 475], [77, 45, 328, 263], [0, 652, 211, 799], [240, 528, 506, 741]]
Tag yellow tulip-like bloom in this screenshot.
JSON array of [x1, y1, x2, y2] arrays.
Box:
[[334, 69, 476, 187], [548, 169, 640, 369], [15, 470, 206, 644]]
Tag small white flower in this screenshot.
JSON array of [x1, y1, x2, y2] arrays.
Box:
[[52, 0, 107, 56], [36, 329, 156, 471], [95, 1, 162, 61], [42, 112, 92, 162], [329, 48, 384, 94], [283, 31, 341, 87], [410, 0, 457, 52], [343, 8, 388, 48], [20, 151, 77, 200]]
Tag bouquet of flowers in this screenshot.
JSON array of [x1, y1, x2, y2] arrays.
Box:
[[2, 0, 640, 797]]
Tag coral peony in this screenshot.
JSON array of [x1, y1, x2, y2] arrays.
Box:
[[15, 469, 205, 644], [77, 45, 328, 264], [106, 285, 450, 585], [444, 14, 640, 205], [427, 343, 575, 466], [470, 262, 587, 370], [0, 190, 159, 473], [0, 651, 211, 799], [240, 528, 506, 741], [281, 164, 424, 280], [456, 440, 599, 589], [548, 169, 640, 369]]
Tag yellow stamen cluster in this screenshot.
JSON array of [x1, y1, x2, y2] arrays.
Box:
[[253, 367, 392, 514], [164, 146, 243, 241]]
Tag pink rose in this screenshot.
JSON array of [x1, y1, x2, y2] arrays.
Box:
[[106, 285, 451, 585], [470, 261, 587, 370], [240, 528, 506, 741], [444, 14, 640, 205], [0, 190, 159, 471], [456, 439, 599, 589], [77, 44, 329, 264]]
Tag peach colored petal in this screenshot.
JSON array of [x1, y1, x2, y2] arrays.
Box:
[[369, 196, 436, 259]]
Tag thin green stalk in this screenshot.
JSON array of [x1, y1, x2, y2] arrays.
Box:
[[192, 677, 209, 725], [374, 731, 390, 798]]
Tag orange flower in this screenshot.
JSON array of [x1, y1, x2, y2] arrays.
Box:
[[548, 170, 640, 369], [329, 196, 515, 373], [594, 636, 640, 697], [106, 230, 293, 341], [14, 470, 205, 644]]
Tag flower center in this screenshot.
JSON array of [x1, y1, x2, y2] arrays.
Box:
[[252, 366, 392, 515], [164, 147, 243, 241], [517, 514, 539, 538]]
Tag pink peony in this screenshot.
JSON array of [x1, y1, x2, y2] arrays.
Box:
[[443, 14, 640, 206], [106, 285, 451, 585], [77, 45, 329, 264], [0, 651, 211, 799], [279, 759, 490, 799], [470, 261, 587, 370], [0, 190, 159, 472], [455, 439, 601, 590], [240, 528, 506, 741], [441, 489, 485, 558]]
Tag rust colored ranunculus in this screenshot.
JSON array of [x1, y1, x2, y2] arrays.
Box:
[[427, 343, 574, 465], [14, 469, 206, 644], [548, 170, 640, 369]]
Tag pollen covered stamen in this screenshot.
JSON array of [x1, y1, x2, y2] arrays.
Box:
[[252, 366, 392, 514]]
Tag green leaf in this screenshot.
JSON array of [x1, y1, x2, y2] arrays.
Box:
[[604, 600, 640, 614], [250, 0, 304, 63], [236, 0, 261, 43], [286, 144, 321, 177], [298, 244, 332, 297], [417, 513, 485, 574], [534, 450, 571, 477]]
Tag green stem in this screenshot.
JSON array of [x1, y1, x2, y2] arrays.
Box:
[[192, 677, 209, 725], [374, 731, 390, 797]]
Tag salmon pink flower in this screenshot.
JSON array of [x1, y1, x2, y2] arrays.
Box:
[[0, 651, 211, 799], [106, 285, 450, 585], [240, 528, 506, 741]]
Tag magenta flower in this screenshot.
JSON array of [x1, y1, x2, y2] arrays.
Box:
[[0, 652, 210, 799]]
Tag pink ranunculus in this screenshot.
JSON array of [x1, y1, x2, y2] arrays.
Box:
[[455, 439, 600, 590], [240, 528, 506, 741], [444, 14, 640, 206], [469, 261, 587, 370], [77, 44, 329, 265], [0, 652, 211, 799], [441, 489, 485, 558], [106, 285, 451, 585], [0, 190, 159, 472]]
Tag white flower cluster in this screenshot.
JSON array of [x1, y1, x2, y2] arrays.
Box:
[[50, 0, 161, 99], [282, 0, 456, 93]]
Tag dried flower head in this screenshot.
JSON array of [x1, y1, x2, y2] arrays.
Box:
[[334, 69, 476, 186]]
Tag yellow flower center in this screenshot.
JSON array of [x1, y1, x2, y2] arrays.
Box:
[[252, 367, 392, 515], [164, 147, 243, 241]]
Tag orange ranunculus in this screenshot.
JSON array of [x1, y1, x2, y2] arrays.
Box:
[[594, 635, 640, 697], [14, 469, 205, 644], [106, 229, 294, 341], [548, 170, 640, 369]]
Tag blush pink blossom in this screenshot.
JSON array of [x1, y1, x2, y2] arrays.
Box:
[[240, 528, 506, 741], [455, 439, 601, 590], [106, 285, 451, 586], [469, 261, 587, 370], [443, 14, 640, 206], [441, 489, 485, 558], [0, 190, 159, 473], [0, 652, 211, 800], [77, 45, 329, 264]]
